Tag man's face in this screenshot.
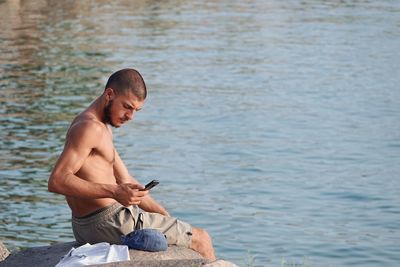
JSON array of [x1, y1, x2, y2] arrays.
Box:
[[104, 91, 144, 128]]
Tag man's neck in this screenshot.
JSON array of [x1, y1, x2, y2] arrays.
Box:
[[86, 96, 107, 124]]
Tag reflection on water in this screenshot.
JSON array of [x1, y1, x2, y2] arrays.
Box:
[[1, 0, 400, 266]]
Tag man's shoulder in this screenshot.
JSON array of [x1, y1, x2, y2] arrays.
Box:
[[67, 115, 106, 139]]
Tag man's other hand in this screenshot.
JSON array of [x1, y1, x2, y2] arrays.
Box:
[[114, 183, 148, 206]]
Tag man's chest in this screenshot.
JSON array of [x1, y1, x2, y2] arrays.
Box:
[[89, 134, 115, 164]]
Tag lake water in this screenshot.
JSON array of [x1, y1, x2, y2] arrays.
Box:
[[0, 0, 399, 266]]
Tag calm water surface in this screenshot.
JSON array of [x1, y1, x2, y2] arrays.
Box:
[[0, 1, 399, 266]]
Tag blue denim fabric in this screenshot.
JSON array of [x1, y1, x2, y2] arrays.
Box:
[[121, 229, 168, 252]]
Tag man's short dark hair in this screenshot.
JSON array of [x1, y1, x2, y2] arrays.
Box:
[[105, 68, 147, 100]]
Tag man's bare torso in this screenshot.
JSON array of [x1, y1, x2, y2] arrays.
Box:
[[66, 112, 118, 217]]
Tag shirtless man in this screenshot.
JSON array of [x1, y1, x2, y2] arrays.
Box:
[[48, 68, 216, 260]]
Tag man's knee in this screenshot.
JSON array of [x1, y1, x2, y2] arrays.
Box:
[[191, 227, 212, 245], [190, 227, 216, 260]]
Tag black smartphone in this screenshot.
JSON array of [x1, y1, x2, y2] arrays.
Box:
[[142, 179, 159, 191]]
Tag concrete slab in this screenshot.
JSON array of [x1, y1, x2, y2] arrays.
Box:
[[0, 241, 209, 267]]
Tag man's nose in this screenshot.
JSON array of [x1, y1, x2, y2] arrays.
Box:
[[126, 110, 135, 120]]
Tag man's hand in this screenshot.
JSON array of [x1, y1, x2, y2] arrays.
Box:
[[114, 183, 148, 207]]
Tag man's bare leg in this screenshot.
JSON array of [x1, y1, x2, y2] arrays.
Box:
[[191, 227, 216, 261]]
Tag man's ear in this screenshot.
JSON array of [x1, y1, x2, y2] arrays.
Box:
[[104, 87, 115, 101]]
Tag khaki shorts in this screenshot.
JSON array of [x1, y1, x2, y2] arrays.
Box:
[[72, 202, 192, 248]]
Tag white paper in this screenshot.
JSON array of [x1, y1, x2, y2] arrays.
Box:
[[55, 242, 130, 267]]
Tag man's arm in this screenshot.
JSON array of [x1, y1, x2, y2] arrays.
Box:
[[113, 150, 170, 216], [48, 121, 147, 206]]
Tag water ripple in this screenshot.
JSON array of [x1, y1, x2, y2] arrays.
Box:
[[1, 1, 400, 266]]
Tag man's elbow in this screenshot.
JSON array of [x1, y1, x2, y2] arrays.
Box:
[[48, 175, 62, 194]]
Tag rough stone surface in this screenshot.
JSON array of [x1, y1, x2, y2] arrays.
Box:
[[91, 245, 209, 267], [0, 242, 77, 267], [0, 241, 209, 267], [204, 260, 239, 267], [0, 242, 10, 262]]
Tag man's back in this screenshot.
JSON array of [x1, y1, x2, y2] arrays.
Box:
[[64, 111, 118, 217]]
